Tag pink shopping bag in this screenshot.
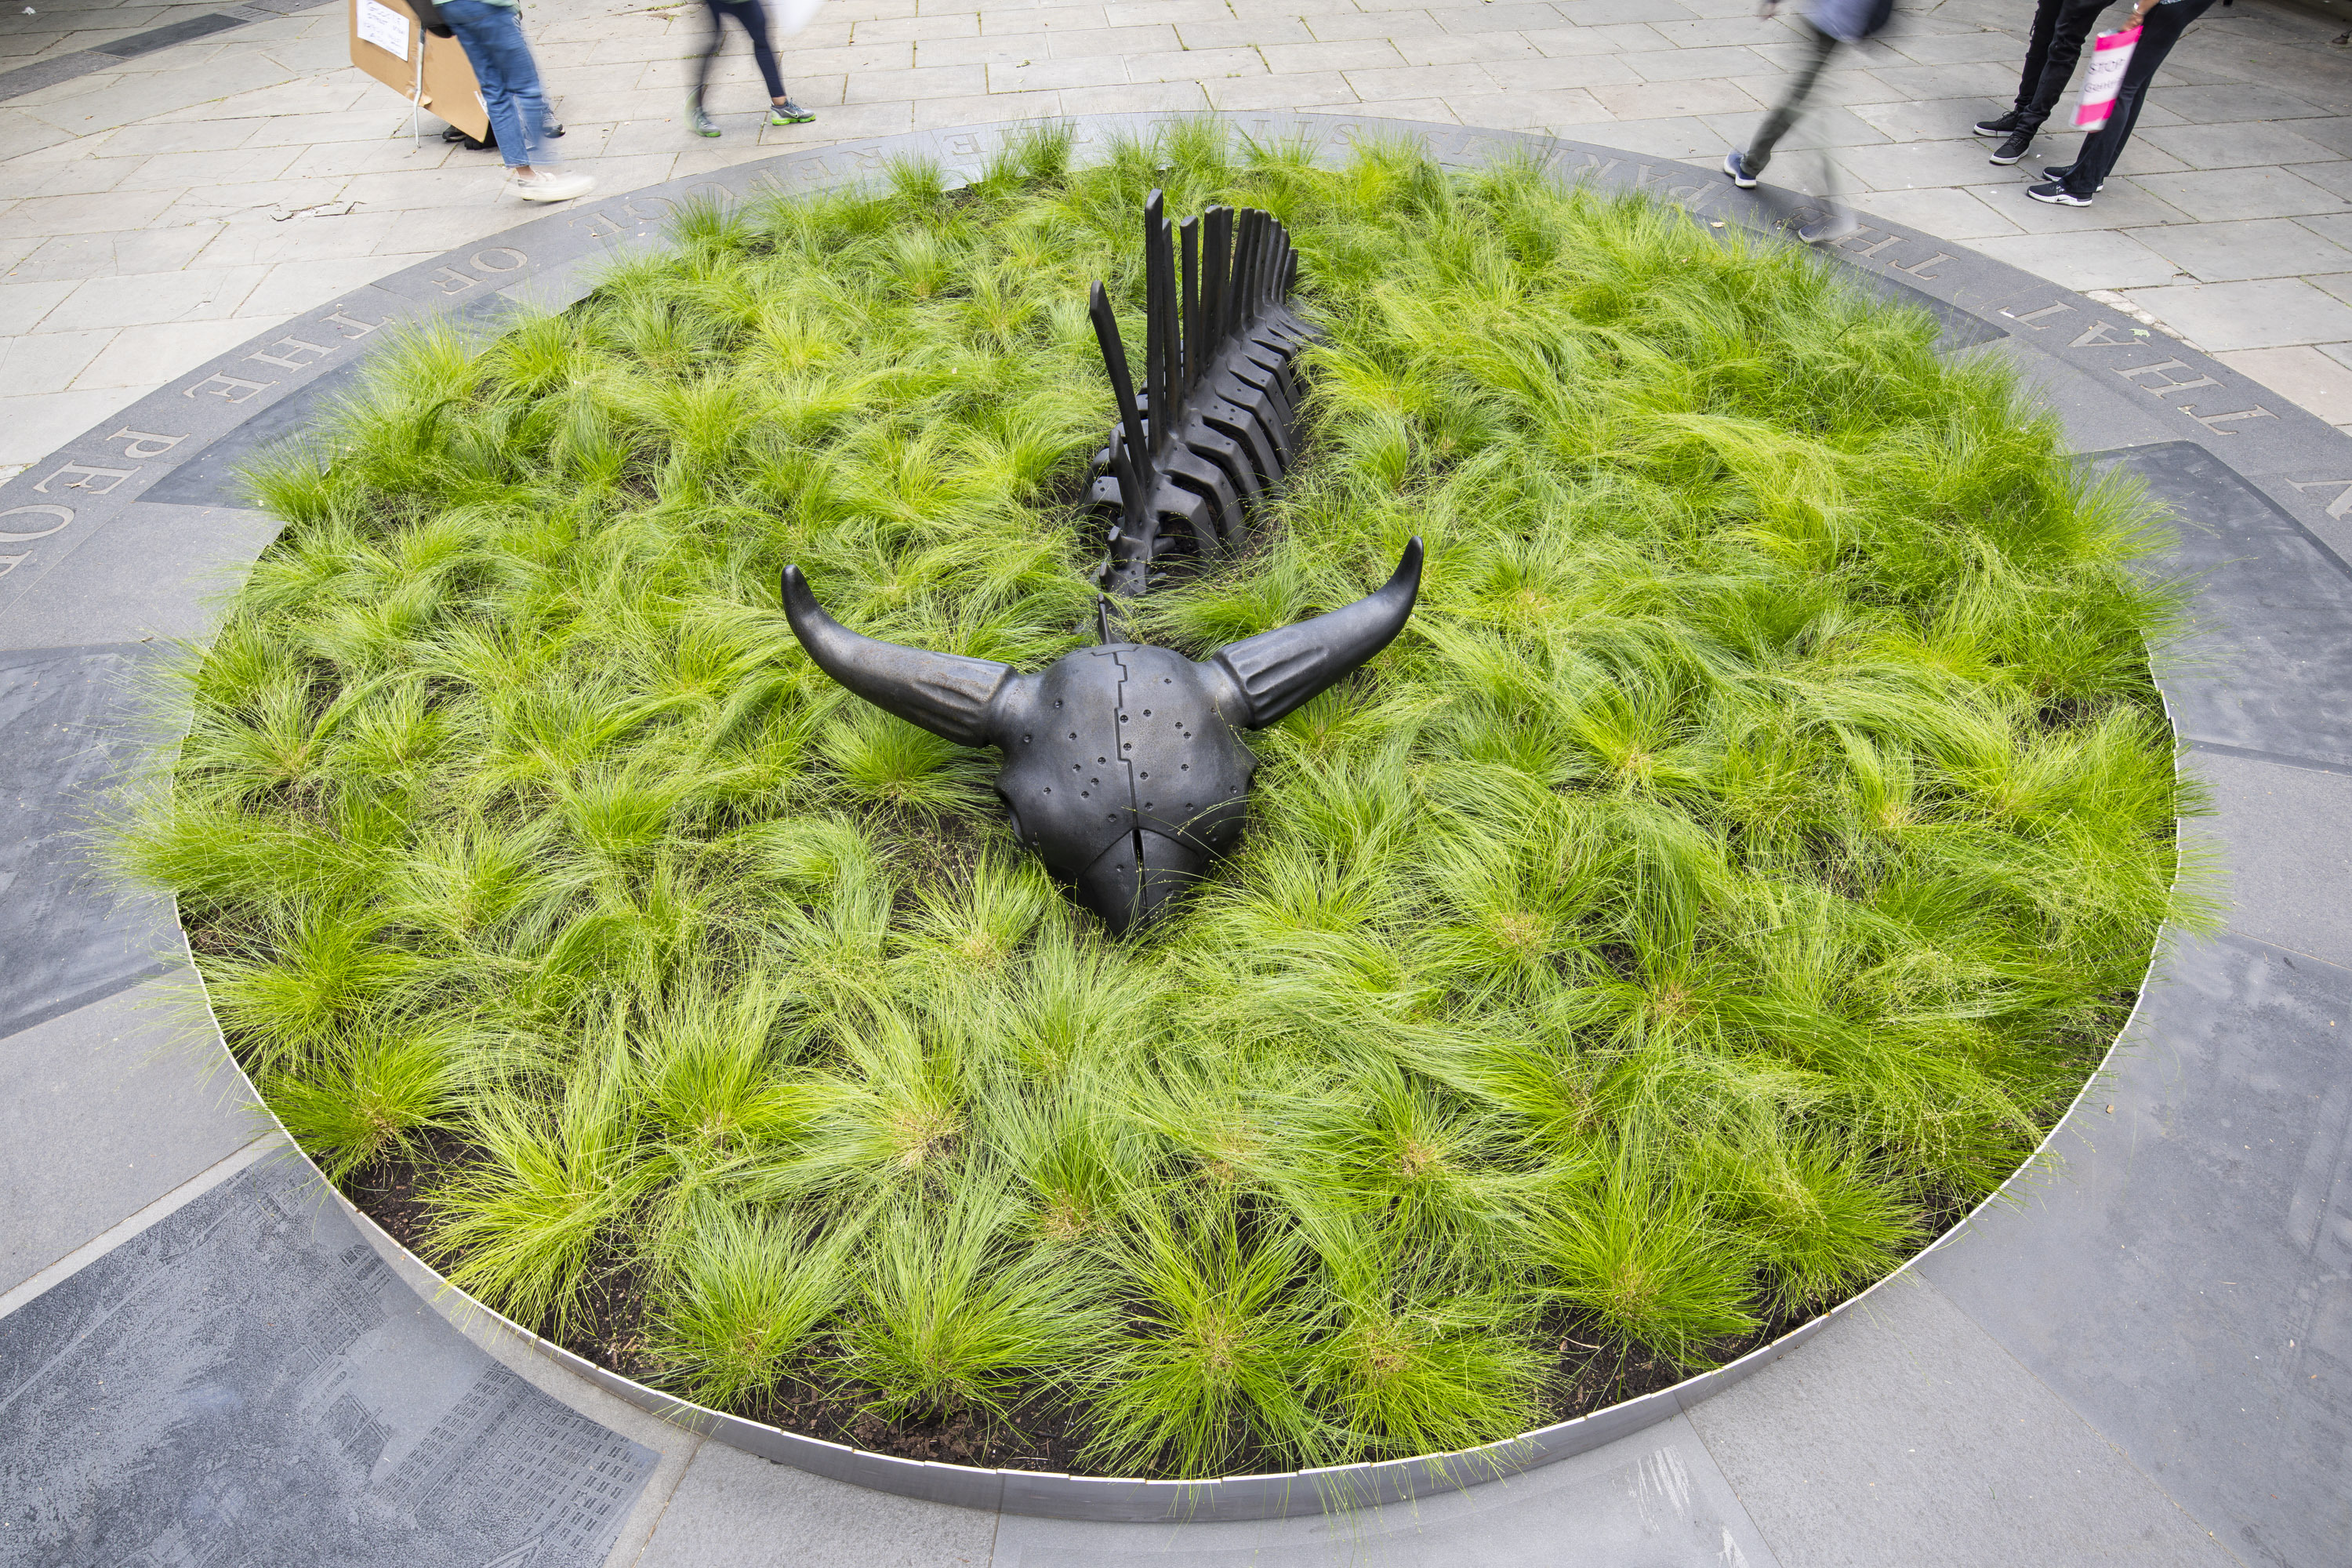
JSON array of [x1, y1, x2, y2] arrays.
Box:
[[2074, 25, 2140, 131]]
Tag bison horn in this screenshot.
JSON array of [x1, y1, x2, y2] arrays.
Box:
[[780, 565, 1013, 747], [1203, 537, 1423, 728]]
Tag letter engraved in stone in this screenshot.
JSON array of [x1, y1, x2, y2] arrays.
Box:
[[471, 247, 527, 273], [245, 336, 332, 372], [2180, 404, 2278, 434], [2116, 359, 2223, 397], [184, 372, 274, 402], [1836, 231, 1904, 260], [31, 462, 136, 495], [1999, 302, 2074, 328], [944, 132, 982, 158], [325, 310, 381, 339], [0, 504, 74, 543], [1577, 154, 1623, 182], [428, 266, 476, 294], [1889, 252, 1954, 281], [0, 552, 27, 579], [623, 195, 677, 220], [2290, 478, 2352, 519], [2068, 320, 2138, 348], [107, 428, 187, 459], [568, 209, 625, 239]]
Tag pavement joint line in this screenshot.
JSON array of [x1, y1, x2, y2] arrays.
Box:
[[2185, 737, 2352, 777], [0, 1130, 283, 1320]]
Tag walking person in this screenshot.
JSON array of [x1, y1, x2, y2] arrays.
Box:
[[412, 0, 593, 201], [1973, 0, 2118, 169], [1722, 0, 1897, 244], [689, 0, 816, 136], [2028, 0, 2216, 205]]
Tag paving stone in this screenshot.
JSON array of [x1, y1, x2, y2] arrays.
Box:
[[1838, 135, 2021, 190], [1918, 928, 2352, 1568], [1486, 49, 1640, 87], [2129, 164, 2349, 221], [0, 987, 261, 1298], [0, 326, 114, 395], [1970, 227, 2187, 291], [2158, 82, 2328, 123], [41, 263, 267, 330], [2138, 216, 2352, 283], [1447, 86, 1607, 129], [1846, 182, 2023, 238], [1627, 42, 1768, 81], [1206, 71, 1360, 111], [1588, 75, 1758, 118], [1688, 1276, 2235, 1568], [1420, 30, 1547, 65], [2120, 276, 2352, 353], [4, 220, 218, 282], [68, 315, 267, 388], [2140, 118, 2345, 170], [2214, 344, 2352, 426]]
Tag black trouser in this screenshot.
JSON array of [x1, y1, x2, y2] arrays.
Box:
[[1746, 20, 1838, 175], [694, 0, 785, 104], [2012, 0, 2119, 131], [2063, 0, 2213, 194]]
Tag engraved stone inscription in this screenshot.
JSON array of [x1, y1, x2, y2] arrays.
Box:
[[0, 1160, 656, 1567], [107, 428, 187, 459], [31, 461, 136, 495]]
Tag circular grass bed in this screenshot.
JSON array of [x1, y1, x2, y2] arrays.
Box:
[[125, 124, 2194, 1479]]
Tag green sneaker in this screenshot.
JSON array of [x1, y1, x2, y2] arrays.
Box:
[[690, 105, 719, 137], [769, 99, 815, 125]]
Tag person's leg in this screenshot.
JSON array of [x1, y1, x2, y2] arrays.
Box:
[[723, 0, 786, 100], [2018, 0, 2118, 131], [441, 0, 552, 170], [691, 0, 728, 111], [2009, 0, 2067, 112], [2062, 0, 2211, 195], [1744, 21, 1838, 173]]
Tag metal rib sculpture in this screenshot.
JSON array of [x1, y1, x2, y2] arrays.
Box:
[[1089, 191, 1318, 597], [782, 191, 1420, 934]]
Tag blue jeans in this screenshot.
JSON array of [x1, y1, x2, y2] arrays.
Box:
[[439, 0, 554, 169]]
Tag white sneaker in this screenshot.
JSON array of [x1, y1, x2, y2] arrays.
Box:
[[510, 169, 597, 202]]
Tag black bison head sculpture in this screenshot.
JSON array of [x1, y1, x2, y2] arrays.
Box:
[[780, 538, 1421, 933]]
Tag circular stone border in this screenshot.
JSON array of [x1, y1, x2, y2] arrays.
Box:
[[5, 111, 2338, 1524]]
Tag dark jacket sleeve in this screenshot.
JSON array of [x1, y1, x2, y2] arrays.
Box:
[[408, 0, 456, 38]]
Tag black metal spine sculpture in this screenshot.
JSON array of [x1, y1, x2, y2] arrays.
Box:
[[1090, 192, 1319, 598], [782, 191, 1421, 934]]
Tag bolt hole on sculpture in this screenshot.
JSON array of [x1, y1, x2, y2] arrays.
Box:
[[120, 122, 2205, 1480]]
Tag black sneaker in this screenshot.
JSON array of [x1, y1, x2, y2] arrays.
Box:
[[1723, 149, 1759, 189], [2027, 180, 2093, 207], [1973, 110, 2020, 136], [2042, 163, 2106, 191], [1988, 129, 2034, 165]]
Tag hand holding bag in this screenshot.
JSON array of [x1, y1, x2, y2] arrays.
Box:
[[2074, 24, 2140, 130]]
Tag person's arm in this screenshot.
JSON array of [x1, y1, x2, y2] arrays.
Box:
[[2123, 0, 2158, 26]]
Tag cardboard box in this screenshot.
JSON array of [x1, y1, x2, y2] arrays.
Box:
[[348, 0, 488, 143]]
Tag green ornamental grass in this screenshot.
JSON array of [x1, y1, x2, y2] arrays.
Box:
[[123, 122, 2202, 1478]]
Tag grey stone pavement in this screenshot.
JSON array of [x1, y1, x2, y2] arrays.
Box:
[[4, 0, 2352, 477]]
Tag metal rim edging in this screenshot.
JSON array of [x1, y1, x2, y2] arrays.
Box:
[[4, 108, 2325, 1523]]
